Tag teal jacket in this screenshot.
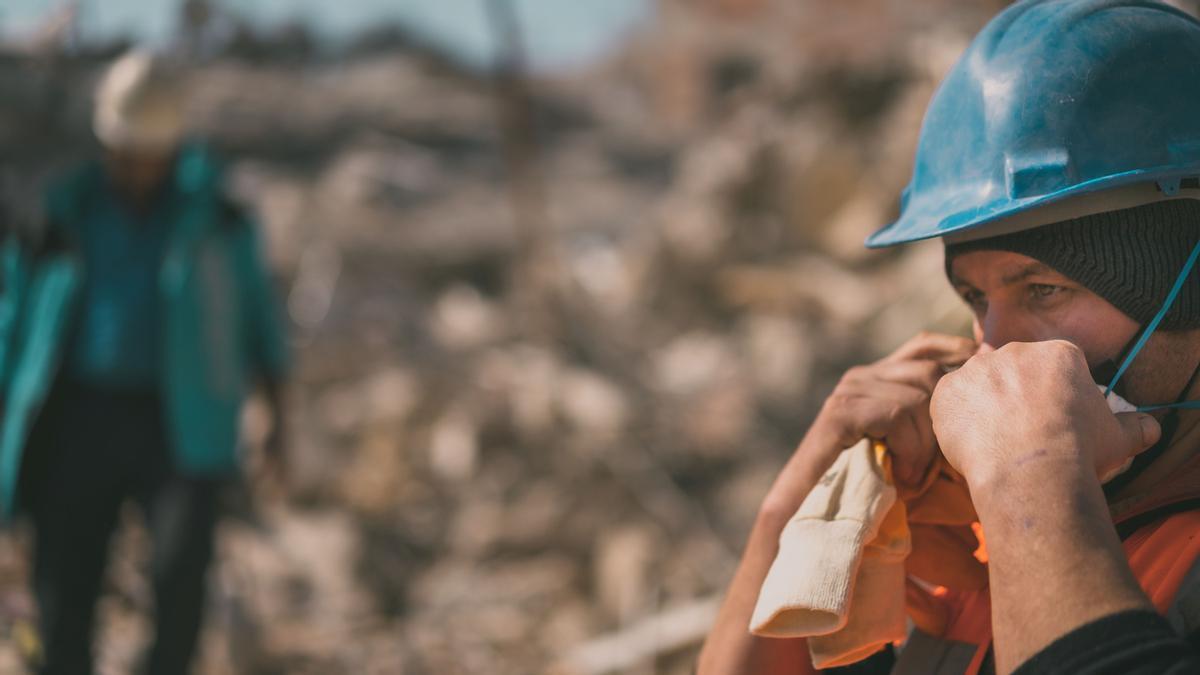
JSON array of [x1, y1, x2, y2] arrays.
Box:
[[0, 144, 289, 518]]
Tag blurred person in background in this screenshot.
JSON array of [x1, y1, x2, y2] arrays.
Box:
[[700, 1, 1200, 674], [0, 50, 289, 675]]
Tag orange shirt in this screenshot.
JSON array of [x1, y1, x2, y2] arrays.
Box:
[[918, 509, 1200, 675]]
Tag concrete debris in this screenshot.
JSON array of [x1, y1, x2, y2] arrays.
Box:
[[0, 1, 991, 672]]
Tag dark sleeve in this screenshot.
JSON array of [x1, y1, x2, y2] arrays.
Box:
[[1012, 610, 1200, 675]]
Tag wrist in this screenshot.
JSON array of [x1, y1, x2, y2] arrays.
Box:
[[969, 450, 1100, 532], [963, 439, 1092, 498], [758, 419, 846, 533]]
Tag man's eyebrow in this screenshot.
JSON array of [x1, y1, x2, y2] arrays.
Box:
[[947, 262, 1059, 289], [1000, 262, 1057, 286]]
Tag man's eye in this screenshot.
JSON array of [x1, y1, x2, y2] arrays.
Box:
[[1030, 284, 1063, 298], [960, 289, 986, 309]]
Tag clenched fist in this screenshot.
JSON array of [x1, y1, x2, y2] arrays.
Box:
[[929, 340, 1161, 489]]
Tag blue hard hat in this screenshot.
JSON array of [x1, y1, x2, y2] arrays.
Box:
[[866, 0, 1200, 248]]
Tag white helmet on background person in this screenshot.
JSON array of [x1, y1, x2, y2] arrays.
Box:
[[92, 50, 186, 152]]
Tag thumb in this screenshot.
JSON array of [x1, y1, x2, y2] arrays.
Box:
[[1114, 412, 1162, 454]]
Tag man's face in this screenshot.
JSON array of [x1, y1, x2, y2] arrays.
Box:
[[104, 147, 175, 207], [949, 249, 1199, 408]]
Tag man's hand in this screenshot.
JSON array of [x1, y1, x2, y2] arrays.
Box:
[[930, 340, 1160, 488], [810, 331, 976, 486], [254, 379, 289, 493], [700, 332, 973, 675], [928, 340, 1162, 671]]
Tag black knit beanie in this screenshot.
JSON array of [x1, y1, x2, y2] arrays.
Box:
[[943, 199, 1200, 330]]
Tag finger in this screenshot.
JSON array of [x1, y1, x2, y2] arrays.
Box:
[[837, 377, 931, 407], [834, 381, 931, 440], [824, 394, 899, 446], [847, 378, 937, 484], [884, 332, 977, 366], [911, 384, 937, 446], [833, 385, 936, 483], [867, 359, 947, 395], [889, 409, 936, 486], [1114, 412, 1162, 454], [903, 399, 939, 481]]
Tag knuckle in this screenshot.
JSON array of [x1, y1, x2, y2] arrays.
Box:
[[841, 365, 869, 384], [884, 403, 904, 425], [936, 365, 963, 387], [825, 392, 854, 409], [997, 340, 1021, 355], [1056, 339, 1084, 358], [1044, 339, 1083, 367], [821, 394, 859, 428]]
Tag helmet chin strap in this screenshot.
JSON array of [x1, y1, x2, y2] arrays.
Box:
[[1089, 333, 1140, 401], [1103, 361, 1200, 497], [1100, 238, 1200, 497], [1100, 238, 1200, 403]]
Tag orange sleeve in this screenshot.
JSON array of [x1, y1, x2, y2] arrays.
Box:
[[1123, 510, 1200, 613]]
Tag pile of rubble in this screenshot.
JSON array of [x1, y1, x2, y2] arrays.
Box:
[[0, 1, 1016, 673]]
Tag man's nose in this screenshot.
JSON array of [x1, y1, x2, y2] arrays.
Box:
[[978, 306, 1027, 351]]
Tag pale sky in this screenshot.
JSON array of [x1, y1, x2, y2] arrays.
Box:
[[0, 0, 651, 71]]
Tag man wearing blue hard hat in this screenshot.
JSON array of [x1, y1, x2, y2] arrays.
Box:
[[701, 1, 1200, 673]]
